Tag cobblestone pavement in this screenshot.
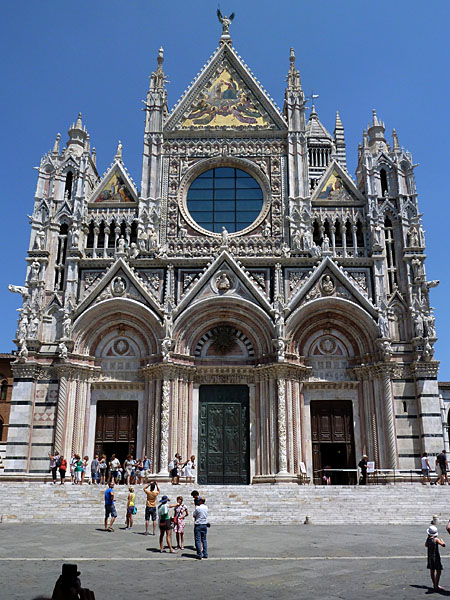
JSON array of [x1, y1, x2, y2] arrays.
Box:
[[0, 523, 448, 599]]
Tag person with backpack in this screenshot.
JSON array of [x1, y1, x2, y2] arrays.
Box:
[[48, 451, 60, 484], [158, 495, 176, 553]]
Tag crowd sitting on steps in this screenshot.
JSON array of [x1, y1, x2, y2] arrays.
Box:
[[47, 451, 196, 486]]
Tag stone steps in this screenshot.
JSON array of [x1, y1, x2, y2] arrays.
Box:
[[1, 483, 449, 524]]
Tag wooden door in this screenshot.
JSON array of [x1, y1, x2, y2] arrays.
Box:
[[95, 401, 137, 460]]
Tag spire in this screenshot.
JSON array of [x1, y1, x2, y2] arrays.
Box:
[[392, 129, 400, 153], [367, 109, 387, 153], [52, 133, 61, 156], [333, 111, 347, 170], [91, 147, 96, 167], [67, 112, 88, 157], [115, 140, 123, 162], [85, 133, 90, 154], [217, 9, 234, 44], [149, 47, 167, 91], [287, 47, 302, 92]]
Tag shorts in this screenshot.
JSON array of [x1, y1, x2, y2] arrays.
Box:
[[111, 470, 118, 479], [105, 505, 117, 519], [422, 468, 429, 476], [145, 506, 157, 522], [170, 468, 178, 478], [159, 520, 171, 531], [127, 506, 135, 514]]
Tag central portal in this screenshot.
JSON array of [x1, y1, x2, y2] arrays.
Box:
[[95, 401, 138, 465], [198, 385, 249, 485]]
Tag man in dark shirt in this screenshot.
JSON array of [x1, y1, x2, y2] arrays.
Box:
[[436, 450, 449, 485]]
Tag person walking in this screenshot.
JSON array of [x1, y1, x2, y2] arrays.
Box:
[[171, 496, 188, 550], [74, 455, 83, 485], [358, 455, 368, 485], [425, 525, 445, 591], [144, 481, 160, 535], [436, 451, 449, 485], [81, 456, 89, 484], [193, 496, 208, 560], [104, 482, 117, 532], [158, 495, 176, 553], [59, 455, 67, 485], [90, 455, 100, 485], [48, 451, 60, 484], [169, 454, 180, 485], [109, 454, 120, 484], [142, 455, 152, 484], [421, 452, 434, 485], [183, 456, 195, 484], [125, 486, 136, 530]]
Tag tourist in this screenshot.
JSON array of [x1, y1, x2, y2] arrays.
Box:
[[169, 453, 180, 485], [124, 455, 135, 485], [358, 455, 368, 485], [183, 455, 195, 484], [99, 455, 107, 485], [144, 480, 160, 535], [125, 486, 136, 530], [59, 455, 67, 485], [135, 457, 143, 484], [191, 489, 201, 506], [81, 456, 89, 484], [90, 455, 100, 485], [323, 465, 332, 485], [70, 453, 77, 484], [74, 455, 83, 485], [104, 482, 117, 532], [142, 455, 151, 483], [436, 450, 449, 485], [109, 454, 120, 484], [426, 525, 445, 591], [421, 452, 433, 485], [171, 495, 188, 550], [193, 496, 208, 559], [48, 450, 60, 484], [158, 495, 176, 553]]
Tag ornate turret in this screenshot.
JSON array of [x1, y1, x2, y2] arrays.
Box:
[[367, 109, 388, 154], [66, 112, 88, 157]]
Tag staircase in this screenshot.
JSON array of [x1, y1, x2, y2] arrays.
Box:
[[0, 482, 448, 525]]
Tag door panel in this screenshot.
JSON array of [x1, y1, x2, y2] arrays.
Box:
[[198, 385, 249, 485], [95, 401, 137, 461]]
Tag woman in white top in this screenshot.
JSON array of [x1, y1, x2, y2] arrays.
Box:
[[183, 455, 195, 484]]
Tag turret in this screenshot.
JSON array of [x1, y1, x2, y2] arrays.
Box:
[[66, 113, 88, 157]]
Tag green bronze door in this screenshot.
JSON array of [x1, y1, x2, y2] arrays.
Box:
[[198, 385, 249, 485]]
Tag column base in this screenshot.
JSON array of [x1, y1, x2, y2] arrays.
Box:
[[252, 474, 304, 484]]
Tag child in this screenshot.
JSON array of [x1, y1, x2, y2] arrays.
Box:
[[425, 525, 445, 591]]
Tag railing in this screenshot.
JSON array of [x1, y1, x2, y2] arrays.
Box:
[[313, 468, 432, 485]]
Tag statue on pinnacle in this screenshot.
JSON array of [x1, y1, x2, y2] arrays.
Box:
[[217, 9, 235, 38]]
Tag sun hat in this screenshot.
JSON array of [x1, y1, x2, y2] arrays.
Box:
[[427, 525, 438, 537], [159, 495, 169, 504]]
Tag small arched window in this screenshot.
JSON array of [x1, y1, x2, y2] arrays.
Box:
[[380, 169, 388, 196], [0, 380, 7, 401], [334, 221, 342, 246], [312, 220, 321, 245], [64, 171, 73, 200], [356, 220, 364, 247]]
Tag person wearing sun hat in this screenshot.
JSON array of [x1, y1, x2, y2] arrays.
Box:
[[425, 525, 446, 591], [158, 495, 176, 553]]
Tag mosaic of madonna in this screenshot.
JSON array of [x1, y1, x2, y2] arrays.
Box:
[[182, 68, 271, 128], [317, 169, 354, 202], [94, 171, 135, 203]]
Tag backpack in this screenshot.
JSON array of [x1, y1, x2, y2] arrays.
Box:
[[56, 456, 62, 468], [168, 460, 174, 470]]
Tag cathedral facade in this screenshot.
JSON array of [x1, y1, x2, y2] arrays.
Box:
[[5, 23, 442, 483]]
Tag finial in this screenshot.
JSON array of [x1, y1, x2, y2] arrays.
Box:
[[115, 140, 123, 161], [290, 47, 296, 66], [157, 46, 164, 68], [85, 133, 90, 153], [92, 147, 96, 166], [392, 128, 400, 152], [217, 8, 235, 41], [372, 109, 379, 127], [75, 112, 83, 129], [52, 133, 61, 155], [335, 111, 343, 128], [286, 47, 302, 91], [363, 129, 368, 148]]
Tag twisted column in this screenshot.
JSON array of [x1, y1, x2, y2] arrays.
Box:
[[383, 369, 398, 469], [277, 377, 288, 474], [54, 375, 67, 453], [158, 378, 170, 473]]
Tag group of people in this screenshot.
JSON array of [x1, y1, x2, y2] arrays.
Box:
[[104, 481, 209, 559], [168, 453, 196, 485], [422, 450, 450, 485]]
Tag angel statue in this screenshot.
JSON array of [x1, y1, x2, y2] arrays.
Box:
[[217, 9, 235, 36]]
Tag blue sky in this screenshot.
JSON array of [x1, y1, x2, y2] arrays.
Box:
[[1, 1, 449, 377]]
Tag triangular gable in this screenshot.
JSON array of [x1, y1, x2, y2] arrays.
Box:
[[75, 258, 163, 318], [165, 44, 286, 132], [311, 161, 364, 204], [88, 160, 138, 205], [175, 250, 273, 317], [286, 256, 378, 319]]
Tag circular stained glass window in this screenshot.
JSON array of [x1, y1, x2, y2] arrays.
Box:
[[186, 167, 263, 234]]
